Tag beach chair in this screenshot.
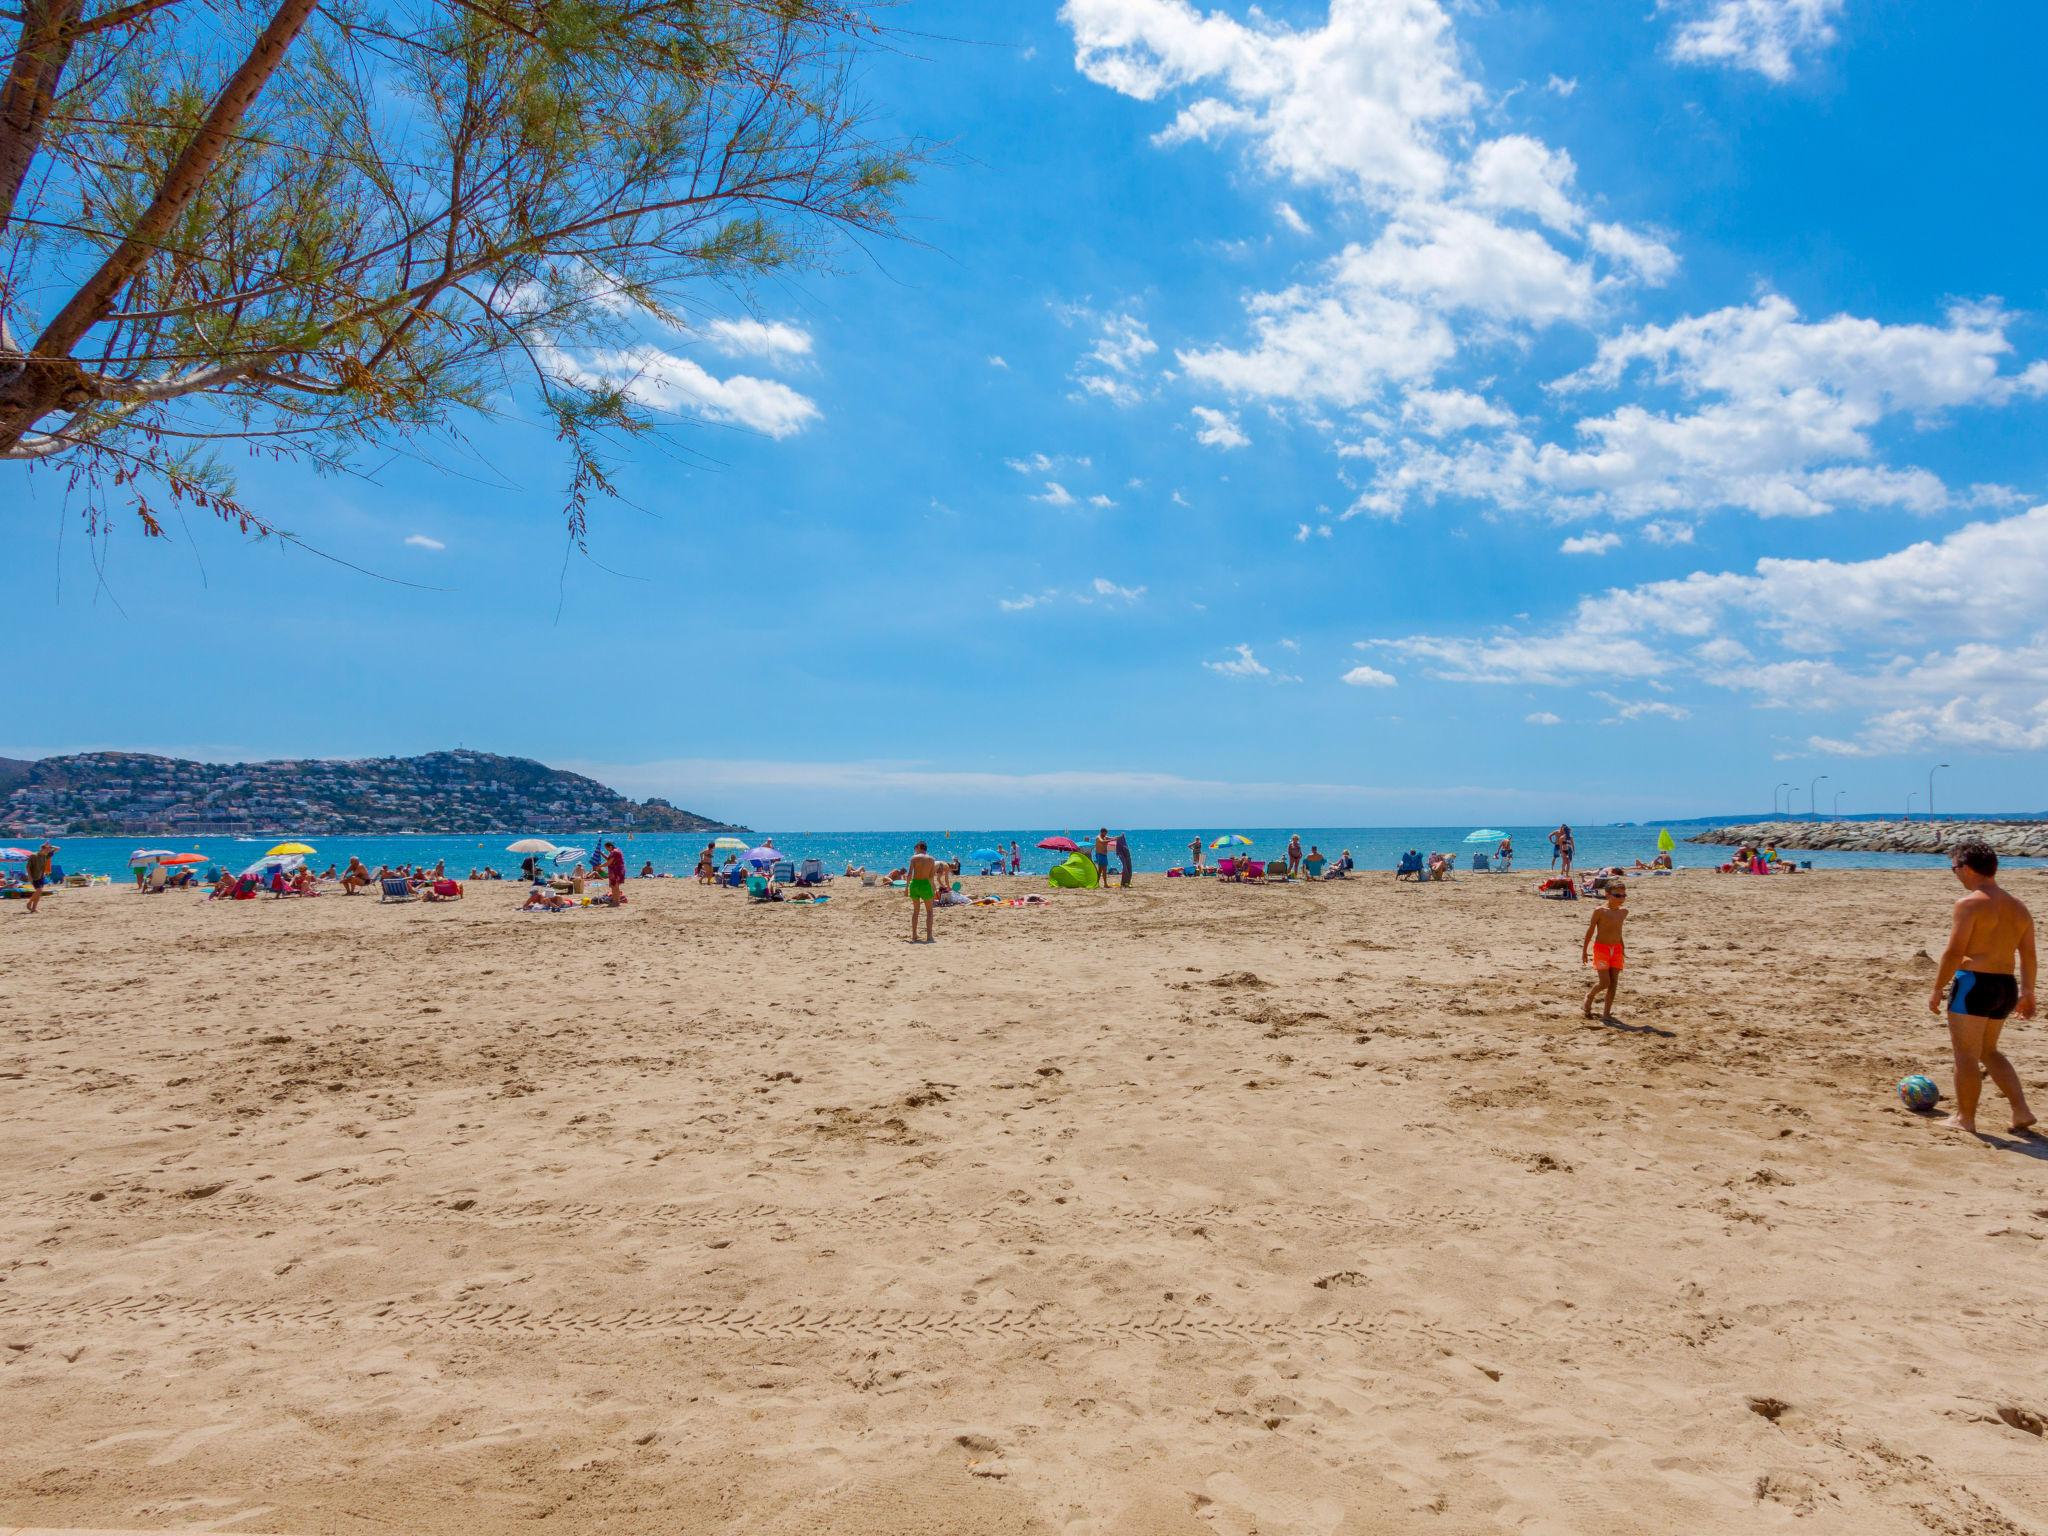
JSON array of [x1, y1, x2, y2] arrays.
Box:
[[746, 874, 772, 902], [1217, 856, 1239, 881], [1245, 860, 1266, 880], [143, 864, 168, 893], [379, 876, 415, 903], [796, 858, 828, 886], [1472, 853, 1490, 871], [1395, 851, 1424, 880], [771, 860, 796, 884]]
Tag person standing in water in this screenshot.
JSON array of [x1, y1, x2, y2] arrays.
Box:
[[1928, 839, 2037, 1135]]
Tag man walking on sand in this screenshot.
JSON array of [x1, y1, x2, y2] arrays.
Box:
[[907, 841, 939, 942], [1928, 838, 2037, 1136], [24, 841, 55, 913]]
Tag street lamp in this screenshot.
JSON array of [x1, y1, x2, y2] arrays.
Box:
[[1776, 781, 1790, 817], [1809, 773, 1828, 823], [1929, 763, 1949, 820], [1906, 791, 1917, 821], [1833, 789, 1846, 817]]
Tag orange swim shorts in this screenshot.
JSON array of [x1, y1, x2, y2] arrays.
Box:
[[1591, 941, 1625, 972]]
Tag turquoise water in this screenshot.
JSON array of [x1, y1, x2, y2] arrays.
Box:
[[27, 826, 2031, 881]]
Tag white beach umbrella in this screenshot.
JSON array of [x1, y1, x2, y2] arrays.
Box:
[[505, 838, 558, 855]]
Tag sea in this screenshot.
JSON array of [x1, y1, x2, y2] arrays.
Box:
[[28, 825, 2035, 881]]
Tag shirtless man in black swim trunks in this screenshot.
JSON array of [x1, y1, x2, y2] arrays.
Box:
[[1928, 838, 2037, 1136]]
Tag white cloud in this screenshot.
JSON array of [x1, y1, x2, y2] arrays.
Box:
[[1203, 643, 1301, 682], [1545, 74, 1577, 96], [1370, 629, 1673, 686], [403, 534, 445, 551], [1351, 296, 2042, 523], [1341, 664, 1397, 688], [1205, 643, 1270, 679], [1370, 503, 2048, 754], [1063, 0, 1477, 202], [1641, 520, 1695, 545], [1560, 531, 1621, 555], [552, 343, 819, 437], [1089, 576, 1147, 602], [1402, 388, 1514, 436], [1525, 711, 1562, 725], [1090, 311, 1159, 373], [1064, 0, 1673, 431], [1088, 493, 1118, 508], [1465, 134, 1582, 234], [1276, 201, 1311, 235], [1034, 481, 1078, 507], [1598, 693, 1692, 722], [1191, 405, 1250, 449], [706, 317, 812, 360], [999, 592, 1054, 612], [1669, 0, 1843, 83], [1007, 451, 1093, 474], [988, 354, 1010, 369], [1294, 521, 1333, 541]]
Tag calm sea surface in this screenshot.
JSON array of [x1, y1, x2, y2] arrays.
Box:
[[29, 825, 2031, 880]]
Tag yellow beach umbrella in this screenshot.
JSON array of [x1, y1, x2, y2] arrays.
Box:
[[266, 841, 317, 857]]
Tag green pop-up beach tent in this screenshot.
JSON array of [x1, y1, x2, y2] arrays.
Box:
[[1048, 850, 1099, 889], [1656, 827, 1676, 853]]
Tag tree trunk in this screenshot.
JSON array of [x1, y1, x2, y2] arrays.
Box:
[[0, 0, 319, 451]]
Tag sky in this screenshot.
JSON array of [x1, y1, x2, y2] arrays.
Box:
[[10, 0, 2048, 829]]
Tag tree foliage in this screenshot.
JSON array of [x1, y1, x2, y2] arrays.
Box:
[[0, 0, 911, 538]]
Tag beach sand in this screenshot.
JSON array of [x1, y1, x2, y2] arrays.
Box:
[[2, 870, 2046, 1535]]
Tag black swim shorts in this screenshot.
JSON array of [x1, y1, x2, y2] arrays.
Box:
[[1949, 970, 2019, 1021]]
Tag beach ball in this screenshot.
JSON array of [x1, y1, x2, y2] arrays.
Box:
[[1897, 1074, 1940, 1112]]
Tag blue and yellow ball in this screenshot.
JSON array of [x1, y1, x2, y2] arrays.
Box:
[[1897, 1074, 1940, 1112]]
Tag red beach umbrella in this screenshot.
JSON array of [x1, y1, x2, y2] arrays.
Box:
[[1036, 836, 1079, 853]]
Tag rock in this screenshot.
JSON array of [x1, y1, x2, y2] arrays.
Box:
[[1686, 820, 2048, 858]]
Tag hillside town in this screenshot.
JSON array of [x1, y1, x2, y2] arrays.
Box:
[[0, 750, 735, 836]]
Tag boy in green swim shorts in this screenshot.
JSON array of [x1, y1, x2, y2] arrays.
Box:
[[907, 841, 938, 943]]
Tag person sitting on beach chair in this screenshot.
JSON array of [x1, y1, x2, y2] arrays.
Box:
[[1396, 850, 1424, 880], [422, 877, 464, 902]]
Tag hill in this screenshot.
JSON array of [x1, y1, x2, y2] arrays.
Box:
[[0, 750, 742, 837]]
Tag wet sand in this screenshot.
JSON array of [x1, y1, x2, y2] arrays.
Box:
[[3, 869, 2046, 1535]]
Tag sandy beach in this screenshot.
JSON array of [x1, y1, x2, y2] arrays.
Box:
[[3, 869, 2046, 1535]]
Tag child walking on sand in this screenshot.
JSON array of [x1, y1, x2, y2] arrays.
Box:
[[1581, 881, 1627, 1021]]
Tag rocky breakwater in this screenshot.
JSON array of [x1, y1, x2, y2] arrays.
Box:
[[1688, 820, 2048, 857]]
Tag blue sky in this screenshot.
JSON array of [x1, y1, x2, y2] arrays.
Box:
[[11, 0, 2048, 829]]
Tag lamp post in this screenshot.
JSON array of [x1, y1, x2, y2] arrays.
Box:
[[1776, 781, 1790, 817], [1906, 791, 1917, 821], [1929, 763, 1948, 821], [1809, 773, 1828, 823], [1833, 789, 1845, 817]]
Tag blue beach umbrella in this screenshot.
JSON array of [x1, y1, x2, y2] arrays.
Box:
[[1464, 828, 1507, 843], [970, 848, 1000, 862], [744, 845, 782, 867]]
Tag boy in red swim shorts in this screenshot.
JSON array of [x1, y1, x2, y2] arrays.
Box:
[[1581, 882, 1627, 1022]]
